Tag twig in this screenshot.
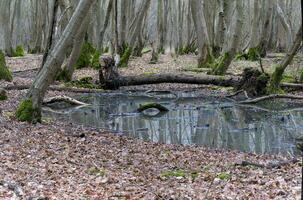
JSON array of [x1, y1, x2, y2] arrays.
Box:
[[239, 94, 303, 104]]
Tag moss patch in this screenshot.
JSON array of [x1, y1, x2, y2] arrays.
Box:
[[0, 89, 7, 101], [0, 51, 13, 82], [15, 99, 41, 123], [177, 44, 197, 55], [76, 42, 101, 69], [12, 45, 25, 57], [267, 65, 285, 93], [210, 53, 230, 75], [236, 47, 261, 61], [118, 47, 132, 68], [217, 172, 231, 181], [160, 169, 186, 178]]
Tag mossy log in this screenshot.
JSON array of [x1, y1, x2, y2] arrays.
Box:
[[137, 103, 169, 113]]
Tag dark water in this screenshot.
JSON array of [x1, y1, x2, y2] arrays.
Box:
[[44, 91, 303, 155]]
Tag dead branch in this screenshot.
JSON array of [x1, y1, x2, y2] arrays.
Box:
[[239, 94, 303, 104], [43, 95, 88, 106]]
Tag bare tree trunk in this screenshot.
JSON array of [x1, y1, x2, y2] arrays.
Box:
[[190, 0, 210, 68], [16, 0, 96, 123], [41, 0, 59, 67], [1, 0, 13, 56], [269, 25, 302, 91], [257, 0, 274, 57], [212, 0, 243, 75], [119, 0, 151, 68], [98, 0, 113, 51], [61, 8, 92, 82]]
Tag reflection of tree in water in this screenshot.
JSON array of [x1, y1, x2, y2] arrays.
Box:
[[44, 93, 303, 155]]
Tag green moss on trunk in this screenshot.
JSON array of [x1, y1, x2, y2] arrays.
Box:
[[210, 53, 230, 75], [236, 47, 261, 61], [0, 51, 13, 82], [76, 42, 101, 69], [16, 99, 41, 123], [267, 65, 285, 93], [12, 45, 25, 57], [118, 47, 132, 68]]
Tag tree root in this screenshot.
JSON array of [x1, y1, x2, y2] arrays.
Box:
[[0, 180, 24, 198], [236, 158, 299, 169], [239, 94, 303, 104], [43, 95, 89, 106]]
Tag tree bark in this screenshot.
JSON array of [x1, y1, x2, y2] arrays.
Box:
[[190, 0, 210, 68], [269, 25, 302, 91], [101, 73, 240, 90], [16, 0, 96, 123]]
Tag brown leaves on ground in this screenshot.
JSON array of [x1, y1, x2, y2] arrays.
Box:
[[0, 54, 302, 199], [0, 110, 301, 199]]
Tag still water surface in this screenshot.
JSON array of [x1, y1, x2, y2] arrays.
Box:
[[44, 91, 303, 155]]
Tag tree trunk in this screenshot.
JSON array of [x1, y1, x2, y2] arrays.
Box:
[[190, 0, 210, 68], [211, 0, 243, 75], [62, 8, 92, 82], [98, 0, 113, 50], [16, 0, 96, 123], [268, 25, 302, 92]]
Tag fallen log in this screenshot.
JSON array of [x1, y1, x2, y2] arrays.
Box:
[[102, 73, 241, 89]]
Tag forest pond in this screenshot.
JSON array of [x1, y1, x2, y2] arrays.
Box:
[[44, 91, 303, 156]]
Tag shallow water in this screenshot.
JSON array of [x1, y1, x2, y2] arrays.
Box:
[[44, 91, 303, 155]]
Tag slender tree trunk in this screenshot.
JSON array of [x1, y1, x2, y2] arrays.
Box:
[[62, 8, 92, 82], [190, 0, 210, 68], [16, 0, 96, 123], [98, 0, 113, 51], [212, 0, 243, 75], [269, 25, 302, 91]]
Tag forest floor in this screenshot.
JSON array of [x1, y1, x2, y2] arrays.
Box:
[[0, 53, 302, 199]]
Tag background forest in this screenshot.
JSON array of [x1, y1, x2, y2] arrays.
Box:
[[0, 0, 303, 199]]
